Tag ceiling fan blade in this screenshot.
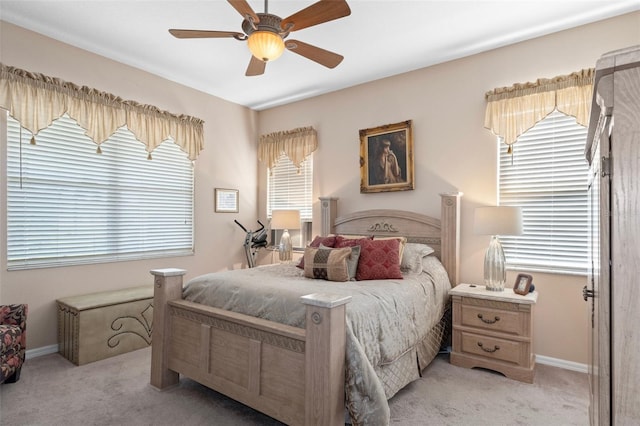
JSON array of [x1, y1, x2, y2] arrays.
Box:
[[281, 0, 351, 32], [169, 29, 244, 39], [227, 0, 260, 24], [246, 56, 266, 76], [285, 40, 344, 68]]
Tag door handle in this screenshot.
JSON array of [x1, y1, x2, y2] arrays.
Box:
[[583, 285, 595, 301]]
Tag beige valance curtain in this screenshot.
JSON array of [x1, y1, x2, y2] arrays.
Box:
[[0, 63, 204, 160], [259, 126, 318, 171], [484, 68, 594, 150]]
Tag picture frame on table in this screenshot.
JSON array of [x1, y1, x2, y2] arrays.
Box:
[[359, 119, 414, 193], [214, 188, 239, 213], [513, 273, 533, 295]]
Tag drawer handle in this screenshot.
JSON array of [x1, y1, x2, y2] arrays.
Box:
[[477, 342, 500, 353], [477, 313, 500, 324]]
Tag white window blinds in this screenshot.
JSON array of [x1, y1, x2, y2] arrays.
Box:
[[499, 110, 589, 275], [267, 153, 313, 221], [6, 113, 194, 270], [267, 153, 313, 246]]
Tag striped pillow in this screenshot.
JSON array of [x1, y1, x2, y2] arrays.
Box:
[[304, 246, 352, 282], [296, 235, 337, 269]]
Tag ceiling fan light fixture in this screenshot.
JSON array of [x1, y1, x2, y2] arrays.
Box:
[[247, 30, 284, 62]]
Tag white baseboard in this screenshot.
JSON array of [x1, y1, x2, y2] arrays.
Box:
[[25, 344, 588, 374], [26, 344, 58, 360], [536, 354, 588, 373], [445, 345, 587, 374]]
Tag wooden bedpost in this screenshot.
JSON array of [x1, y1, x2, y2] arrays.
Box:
[[301, 293, 351, 425], [150, 268, 186, 390], [440, 192, 462, 286], [319, 197, 338, 236]]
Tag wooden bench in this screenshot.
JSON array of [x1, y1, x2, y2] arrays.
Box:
[[57, 286, 153, 365]]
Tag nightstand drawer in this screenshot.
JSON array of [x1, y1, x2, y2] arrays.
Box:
[[461, 304, 524, 335], [459, 331, 524, 365]]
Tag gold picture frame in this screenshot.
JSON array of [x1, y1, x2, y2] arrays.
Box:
[[214, 188, 239, 213], [359, 120, 414, 193]]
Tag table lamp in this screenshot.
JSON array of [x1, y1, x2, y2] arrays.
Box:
[[271, 210, 300, 262], [474, 206, 523, 291]]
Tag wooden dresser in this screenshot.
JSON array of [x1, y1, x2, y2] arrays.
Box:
[[449, 283, 538, 383]]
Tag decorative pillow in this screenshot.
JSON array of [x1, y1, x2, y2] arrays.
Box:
[[356, 238, 403, 281], [304, 246, 353, 282], [297, 235, 337, 269], [321, 243, 361, 280], [334, 235, 373, 248], [373, 236, 407, 265], [400, 243, 435, 274]]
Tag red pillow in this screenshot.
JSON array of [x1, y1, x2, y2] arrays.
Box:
[[296, 235, 337, 269], [334, 235, 373, 248], [356, 238, 403, 281]]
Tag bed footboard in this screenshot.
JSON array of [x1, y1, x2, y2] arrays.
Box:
[[150, 268, 185, 389], [150, 269, 351, 425], [301, 294, 351, 425]]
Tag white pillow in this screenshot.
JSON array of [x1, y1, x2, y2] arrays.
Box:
[[400, 243, 435, 274]]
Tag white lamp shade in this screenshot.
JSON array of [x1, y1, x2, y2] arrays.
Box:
[[247, 31, 285, 62], [271, 210, 300, 230], [474, 206, 523, 236]]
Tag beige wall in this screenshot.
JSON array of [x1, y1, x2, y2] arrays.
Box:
[[257, 12, 640, 365], [0, 22, 259, 349], [1, 12, 638, 363]]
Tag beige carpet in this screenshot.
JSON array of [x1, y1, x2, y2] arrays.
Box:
[[0, 348, 588, 425]]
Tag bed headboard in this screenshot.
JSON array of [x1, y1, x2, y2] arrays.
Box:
[[319, 193, 461, 286]]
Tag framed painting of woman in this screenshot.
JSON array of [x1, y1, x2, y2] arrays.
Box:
[[359, 120, 414, 193]]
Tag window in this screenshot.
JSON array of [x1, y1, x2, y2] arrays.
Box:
[[5, 113, 194, 270], [498, 110, 589, 275], [267, 153, 313, 247]]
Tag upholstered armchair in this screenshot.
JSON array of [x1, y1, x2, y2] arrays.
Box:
[[0, 304, 28, 384]]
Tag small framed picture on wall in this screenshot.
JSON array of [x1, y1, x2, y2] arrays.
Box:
[[214, 188, 239, 213]]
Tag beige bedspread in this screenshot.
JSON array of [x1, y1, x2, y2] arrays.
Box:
[[183, 256, 451, 425]]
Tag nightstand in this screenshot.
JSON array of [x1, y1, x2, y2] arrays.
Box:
[[449, 283, 538, 383]]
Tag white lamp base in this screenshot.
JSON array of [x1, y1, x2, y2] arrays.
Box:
[[484, 235, 506, 291], [278, 229, 293, 262]]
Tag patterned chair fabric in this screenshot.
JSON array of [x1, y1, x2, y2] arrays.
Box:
[[0, 304, 28, 384]]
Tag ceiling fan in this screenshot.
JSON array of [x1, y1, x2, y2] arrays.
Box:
[[169, 0, 351, 76]]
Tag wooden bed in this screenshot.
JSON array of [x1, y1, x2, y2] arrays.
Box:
[[150, 193, 461, 425]]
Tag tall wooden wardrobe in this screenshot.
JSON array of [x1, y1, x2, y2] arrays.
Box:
[[584, 45, 640, 425]]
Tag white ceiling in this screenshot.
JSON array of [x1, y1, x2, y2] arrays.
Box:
[[1, 1, 638, 110]]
